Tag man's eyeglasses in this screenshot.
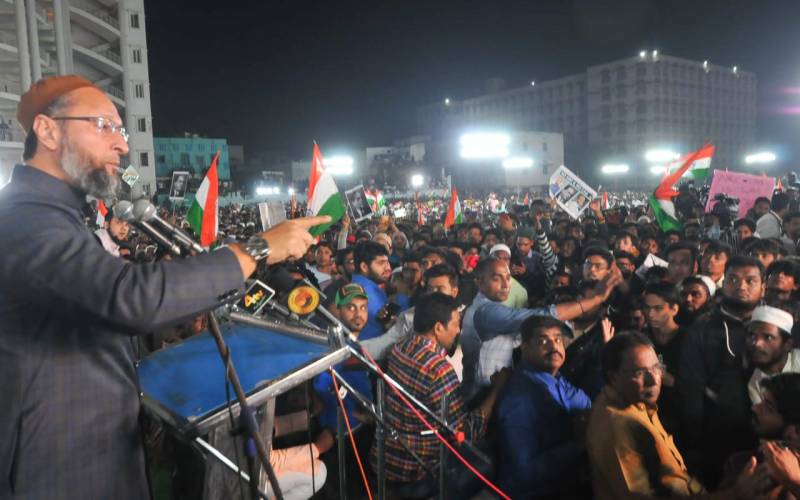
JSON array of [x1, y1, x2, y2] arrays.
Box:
[[620, 363, 665, 381], [51, 116, 129, 143]]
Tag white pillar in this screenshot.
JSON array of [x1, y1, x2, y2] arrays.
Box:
[[25, 0, 42, 82], [52, 0, 68, 75], [14, 0, 32, 90]]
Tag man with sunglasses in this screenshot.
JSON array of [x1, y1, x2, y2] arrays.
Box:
[[0, 76, 328, 498]]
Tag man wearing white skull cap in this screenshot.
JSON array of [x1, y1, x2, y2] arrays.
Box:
[[745, 305, 800, 405]]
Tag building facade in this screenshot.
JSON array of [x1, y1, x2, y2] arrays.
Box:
[[0, 0, 156, 193], [154, 136, 230, 180], [417, 52, 756, 187]]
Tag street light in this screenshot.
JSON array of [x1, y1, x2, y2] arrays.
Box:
[[601, 163, 630, 175], [322, 155, 354, 175], [744, 152, 777, 165], [411, 174, 424, 188], [459, 132, 511, 159], [502, 156, 534, 169], [644, 149, 679, 162]]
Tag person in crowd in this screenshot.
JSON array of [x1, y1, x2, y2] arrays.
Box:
[[360, 263, 459, 360], [322, 247, 355, 308], [582, 246, 614, 282], [512, 226, 548, 299], [734, 218, 757, 243], [678, 256, 766, 485], [745, 305, 800, 405], [666, 241, 700, 284], [467, 222, 483, 245], [351, 240, 394, 341], [765, 260, 799, 301], [560, 279, 616, 399], [370, 293, 510, 498], [419, 245, 447, 271], [747, 237, 784, 270], [754, 374, 800, 497], [676, 275, 716, 326], [700, 240, 731, 288], [393, 252, 423, 310], [781, 211, 800, 256], [307, 240, 335, 289], [313, 284, 372, 454], [465, 256, 620, 403], [94, 211, 131, 258], [641, 282, 686, 433], [757, 192, 791, 240], [587, 333, 772, 500], [489, 243, 529, 309], [495, 313, 593, 499], [0, 75, 327, 498], [747, 196, 772, 222]]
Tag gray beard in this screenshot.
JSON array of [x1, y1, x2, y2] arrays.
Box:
[[60, 138, 119, 198]]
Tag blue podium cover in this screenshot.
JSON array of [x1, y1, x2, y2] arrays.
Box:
[[139, 322, 337, 433]]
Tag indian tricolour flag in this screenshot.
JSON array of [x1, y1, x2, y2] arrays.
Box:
[[444, 186, 463, 229], [664, 144, 715, 181], [649, 145, 711, 232], [365, 188, 385, 214], [187, 151, 219, 247], [307, 143, 346, 237], [96, 199, 108, 227]]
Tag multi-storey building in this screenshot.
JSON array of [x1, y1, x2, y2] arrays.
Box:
[[153, 136, 230, 180], [0, 0, 155, 193], [417, 52, 757, 187]]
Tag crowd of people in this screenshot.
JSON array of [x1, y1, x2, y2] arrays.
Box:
[[92, 177, 800, 499]]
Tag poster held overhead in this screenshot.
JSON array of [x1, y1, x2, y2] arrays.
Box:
[[549, 165, 597, 220], [344, 184, 374, 222]]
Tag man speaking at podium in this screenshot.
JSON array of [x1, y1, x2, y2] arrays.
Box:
[[0, 76, 328, 499]]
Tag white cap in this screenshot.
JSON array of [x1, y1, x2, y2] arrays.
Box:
[[697, 275, 717, 297], [489, 244, 512, 256], [750, 305, 794, 336], [637, 215, 652, 224]]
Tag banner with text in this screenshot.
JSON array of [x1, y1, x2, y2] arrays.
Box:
[[704, 170, 775, 218], [549, 165, 597, 220]]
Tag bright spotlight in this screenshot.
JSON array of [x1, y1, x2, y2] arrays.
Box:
[[444, 98, 451, 105], [256, 186, 279, 196], [459, 132, 511, 159], [652, 50, 658, 59], [288, 187, 296, 195], [411, 174, 424, 188], [502, 157, 534, 169], [530, 81, 535, 87], [645, 149, 679, 162], [639, 51, 646, 59], [732, 66, 738, 74], [601, 163, 630, 175], [650, 165, 666, 175], [322, 155, 354, 175], [744, 152, 777, 165]]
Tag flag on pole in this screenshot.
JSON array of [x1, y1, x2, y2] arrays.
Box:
[[648, 146, 708, 232], [96, 199, 108, 227], [187, 151, 220, 247], [522, 192, 530, 206], [415, 192, 425, 226], [777, 178, 784, 192], [444, 186, 463, 229], [306, 143, 346, 237], [664, 144, 715, 181], [601, 191, 609, 210]]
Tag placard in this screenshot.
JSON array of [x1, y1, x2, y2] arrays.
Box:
[[344, 184, 374, 222], [704, 170, 775, 218], [169, 171, 190, 200], [549, 165, 597, 220]]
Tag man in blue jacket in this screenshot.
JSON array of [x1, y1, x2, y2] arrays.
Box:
[[495, 315, 592, 499]]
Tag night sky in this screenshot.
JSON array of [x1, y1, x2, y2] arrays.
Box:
[[144, 0, 800, 163]]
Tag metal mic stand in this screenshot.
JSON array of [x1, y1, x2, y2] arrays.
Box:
[[151, 235, 284, 500]]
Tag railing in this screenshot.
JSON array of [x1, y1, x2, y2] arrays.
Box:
[[103, 85, 124, 99], [70, 0, 120, 29]]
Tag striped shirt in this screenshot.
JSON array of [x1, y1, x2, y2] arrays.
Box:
[[369, 334, 488, 482]]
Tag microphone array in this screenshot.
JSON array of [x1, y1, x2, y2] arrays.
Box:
[[113, 199, 201, 257]]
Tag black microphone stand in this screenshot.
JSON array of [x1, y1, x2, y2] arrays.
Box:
[[150, 233, 283, 500]]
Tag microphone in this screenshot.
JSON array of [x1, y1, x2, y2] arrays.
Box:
[[113, 200, 182, 256], [132, 198, 205, 254]]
